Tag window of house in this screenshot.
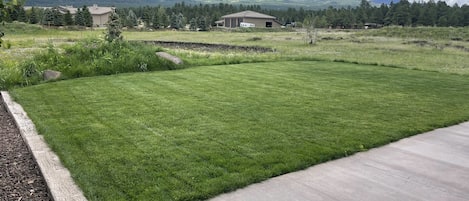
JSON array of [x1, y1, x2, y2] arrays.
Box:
[[266, 22, 272, 28]]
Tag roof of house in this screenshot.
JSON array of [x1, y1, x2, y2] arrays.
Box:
[[88, 5, 114, 15], [58, 5, 114, 15], [221, 10, 276, 19]]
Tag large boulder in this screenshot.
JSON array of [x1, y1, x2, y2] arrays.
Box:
[[156, 52, 184, 65], [43, 70, 62, 81]]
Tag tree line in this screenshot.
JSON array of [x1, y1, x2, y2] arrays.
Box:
[[1, 0, 469, 31]]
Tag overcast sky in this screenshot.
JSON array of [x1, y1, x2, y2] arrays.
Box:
[[407, 0, 469, 6]]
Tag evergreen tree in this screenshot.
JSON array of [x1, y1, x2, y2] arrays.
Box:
[[198, 16, 208, 31], [409, 3, 421, 26], [8, 7, 17, 21], [125, 9, 138, 28], [357, 0, 371, 24], [41, 8, 54, 26], [423, 1, 438, 26], [28, 6, 39, 24], [82, 6, 93, 27], [463, 5, 469, 26], [142, 7, 152, 27], [393, 0, 411, 26], [17, 6, 26, 22], [64, 10, 73, 26], [370, 6, 384, 24], [189, 17, 197, 31], [156, 6, 168, 28], [170, 12, 185, 29], [170, 12, 178, 29], [75, 8, 84, 26], [447, 6, 462, 26], [51, 8, 63, 26], [151, 12, 159, 29]]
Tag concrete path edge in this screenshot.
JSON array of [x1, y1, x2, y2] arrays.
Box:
[[1, 91, 87, 201]]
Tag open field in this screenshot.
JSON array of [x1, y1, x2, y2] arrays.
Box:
[[124, 29, 469, 74], [10, 61, 469, 200], [2, 24, 469, 78], [2, 23, 469, 200]]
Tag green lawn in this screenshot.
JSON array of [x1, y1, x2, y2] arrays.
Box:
[[11, 61, 469, 200]]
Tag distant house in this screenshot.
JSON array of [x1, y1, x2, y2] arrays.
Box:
[[220, 10, 282, 28], [58, 4, 114, 27]]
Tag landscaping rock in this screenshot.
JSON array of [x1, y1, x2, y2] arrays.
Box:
[[43, 70, 61, 81], [156, 52, 184, 65]]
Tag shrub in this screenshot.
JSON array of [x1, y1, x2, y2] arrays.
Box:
[[247, 37, 262, 41]]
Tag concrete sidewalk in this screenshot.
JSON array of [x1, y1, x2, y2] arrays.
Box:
[[211, 122, 469, 201]]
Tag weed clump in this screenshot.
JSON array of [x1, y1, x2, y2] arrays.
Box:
[[247, 37, 262, 41], [1, 39, 177, 89]]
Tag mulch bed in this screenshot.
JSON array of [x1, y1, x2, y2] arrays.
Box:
[[0, 98, 52, 201]]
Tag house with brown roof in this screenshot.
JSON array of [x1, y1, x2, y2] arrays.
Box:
[[58, 4, 114, 27], [220, 11, 282, 28]]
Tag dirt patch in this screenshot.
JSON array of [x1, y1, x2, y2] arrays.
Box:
[[404, 40, 469, 52], [141, 40, 275, 53], [0, 97, 52, 201]]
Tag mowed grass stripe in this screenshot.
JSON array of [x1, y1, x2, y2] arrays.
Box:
[[11, 61, 469, 200]]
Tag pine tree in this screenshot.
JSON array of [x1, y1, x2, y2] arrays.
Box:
[[51, 8, 63, 26], [357, 0, 371, 24], [170, 12, 178, 29], [125, 9, 138, 28], [75, 8, 84, 26], [151, 12, 159, 29], [198, 16, 207, 31], [463, 5, 469, 26], [17, 6, 26, 22], [82, 6, 93, 27], [157, 6, 168, 28], [142, 7, 152, 27], [64, 10, 73, 26], [447, 6, 462, 26], [28, 6, 38, 24], [393, 0, 411, 26], [41, 8, 54, 26], [189, 17, 197, 31]]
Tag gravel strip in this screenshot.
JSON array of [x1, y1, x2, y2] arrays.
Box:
[[0, 98, 52, 201]]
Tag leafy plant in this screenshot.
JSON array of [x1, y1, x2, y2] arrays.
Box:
[[105, 12, 123, 42], [15, 60, 41, 86]]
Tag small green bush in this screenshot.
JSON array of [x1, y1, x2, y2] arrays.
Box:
[[247, 37, 262, 41]]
